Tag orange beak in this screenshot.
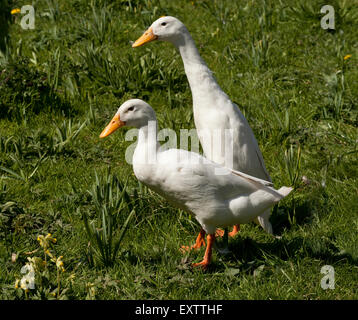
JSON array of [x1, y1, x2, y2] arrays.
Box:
[[99, 114, 126, 138], [132, 27, 158, 48]]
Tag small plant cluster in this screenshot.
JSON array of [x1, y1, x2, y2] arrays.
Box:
[[322, 54, 353, 120], [83, 169, 135, 267], [13, 233, 73, 300]]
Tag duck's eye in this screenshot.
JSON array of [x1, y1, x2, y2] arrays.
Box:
[[161, 22, 167, 26], [127, 106, 135, 112]]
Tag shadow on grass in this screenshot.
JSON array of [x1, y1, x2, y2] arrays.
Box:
[[209, 234, 357, 275], [270, 186, 330, 236], [203, 192, 351, 273], [270, 201, 313, 236]]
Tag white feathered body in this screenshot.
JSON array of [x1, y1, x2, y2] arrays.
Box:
[[133, 146, 287, 234], [186, 64, 271, 181], [175, 30, 273, 233]]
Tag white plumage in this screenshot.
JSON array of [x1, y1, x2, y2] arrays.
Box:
[[133, 16, 274, 235], [100, 99, 292, 268]]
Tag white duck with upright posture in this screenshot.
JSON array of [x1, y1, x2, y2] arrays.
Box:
[[132, 16, 274, 237], [100, 99, 292, 268]]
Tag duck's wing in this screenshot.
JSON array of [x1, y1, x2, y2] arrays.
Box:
[[229, 168, 273, 187], [229, 102, 272, 182], [254, 147, 272, 182], [151, 148, 286, 212], [157, 149, 259, 194]]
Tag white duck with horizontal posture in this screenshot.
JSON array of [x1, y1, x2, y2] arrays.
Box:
[[100, 99, 292, 268]]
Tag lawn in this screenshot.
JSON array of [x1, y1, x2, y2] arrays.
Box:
[[0, 0, 357, 300]]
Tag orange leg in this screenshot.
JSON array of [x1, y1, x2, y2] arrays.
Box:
[[228, 224, 240, 237], [215, 229, 225, 237], [180, 228, 206, 252], [192, 233, 215, 269], [216, 225, 240, 238]]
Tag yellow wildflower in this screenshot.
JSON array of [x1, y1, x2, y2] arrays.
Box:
[[86, 282, 96, 299], [45, 249, 55, 260], [344, 54, 352, 61], [11, 8, 21, 15], [37, 235, 45, 248], [37, 233, 57, 250], [56, 256, 65, 272]]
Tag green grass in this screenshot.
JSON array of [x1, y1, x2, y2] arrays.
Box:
[[0, 0, 357, 300]]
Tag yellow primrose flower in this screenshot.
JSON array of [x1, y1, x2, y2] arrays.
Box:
[[15, 279, 20, 289], [37, 235, 46, 248], [56, 256, 65, 272], [344, 54, 352, 61], [11, 8, 21, 15], [46, 233, 57, 243], [45, 249, 55, 260], [37, 234, 57, 249], [86, 282, 96, 299]]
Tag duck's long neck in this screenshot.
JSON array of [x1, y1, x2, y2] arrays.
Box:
[[134, 121, 161, 165], [176, 32, 206, 69], [174, 32, 224, 105]]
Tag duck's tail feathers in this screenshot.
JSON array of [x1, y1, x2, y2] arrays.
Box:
[[277, 186, 293, 198]]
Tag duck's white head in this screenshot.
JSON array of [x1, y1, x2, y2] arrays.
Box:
[[100, 99, 156, 138], [132, 16, 188, 48]]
